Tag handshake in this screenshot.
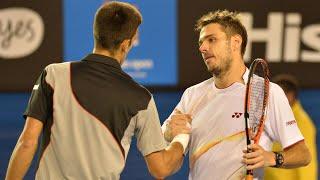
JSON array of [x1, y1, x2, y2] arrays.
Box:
[[162, 109, 192, 153]]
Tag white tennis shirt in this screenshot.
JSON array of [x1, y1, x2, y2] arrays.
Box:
[[162, 69, 304, 180]]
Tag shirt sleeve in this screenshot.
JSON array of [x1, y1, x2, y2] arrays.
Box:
[[135, 96, 167, 156], [267, 83, 304, 149], [23, 68, 54, 124]]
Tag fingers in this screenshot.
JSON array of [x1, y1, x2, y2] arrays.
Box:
[[242, 144, 261, 153], [166, 109, 193, 137], [169, 116, 189, 125], [169, 121, 191, 135], [248, 144, 261, 151], [168, 117, 188, 125], [173, 109, 192, 122], [171, 114, 192, 124], [242, 148, 262, 159], [246, 160, 265, 170], [242, 154, 263, 165], [242, 144, 266, 170], [171, 113, 192, 119]]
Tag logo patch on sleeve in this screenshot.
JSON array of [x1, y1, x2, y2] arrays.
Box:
[[33, 84, 39, 90]]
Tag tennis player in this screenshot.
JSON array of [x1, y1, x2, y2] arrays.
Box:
[[5, 2, 190, 180], [162, 10, 311, 179]]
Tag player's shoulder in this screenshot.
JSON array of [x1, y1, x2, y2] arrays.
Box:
[[121, 79, 153, 107], [268, 81, 288, 102], [269, 81, 285, 94], [45, 62, 71, 72], [184, 77, 214, 95], [132, 83, 152, 99]]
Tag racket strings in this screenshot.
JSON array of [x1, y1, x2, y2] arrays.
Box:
[[248, 74, 266, 137]]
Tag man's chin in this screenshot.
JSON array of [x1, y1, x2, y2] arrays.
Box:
[[209, 68, 221, 77], [206, 66, 215, 73]]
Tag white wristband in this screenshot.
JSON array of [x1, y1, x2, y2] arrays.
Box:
[[171, 134, 190, 153]]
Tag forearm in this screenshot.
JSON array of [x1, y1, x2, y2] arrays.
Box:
[[5, 139, 38, 180], [162, 142, 185, 173], [146, 133, 189, 179], [281, 141, 311, 168], [146, 142, 184, 179]]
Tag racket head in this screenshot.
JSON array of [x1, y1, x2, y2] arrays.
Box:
[[244, 58, 270, 177], [244, 58, 270, 144]]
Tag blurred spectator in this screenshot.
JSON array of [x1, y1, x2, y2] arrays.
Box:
[[264, 74, 318, 180]]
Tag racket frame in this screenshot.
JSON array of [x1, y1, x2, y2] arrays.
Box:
[[244, 58, 270, 179]]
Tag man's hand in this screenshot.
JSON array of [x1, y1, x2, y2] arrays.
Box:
[[242, 144, 276, 170], [164, 110, 192, 142]]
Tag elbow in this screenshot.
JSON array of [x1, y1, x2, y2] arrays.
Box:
[[148, 166, 171, 179], [303, 150, 312, 166], [297, 146, 312, 167], [145, 147, 183, 179], [147, 156, 172, 179]]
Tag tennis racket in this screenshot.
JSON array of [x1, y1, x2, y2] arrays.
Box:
[[244, 58, 270, 180]]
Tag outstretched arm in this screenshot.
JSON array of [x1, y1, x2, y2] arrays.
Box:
[[145, 138, 188, 179], [5, 117, 43, 180], [144, 110, 191, 179]]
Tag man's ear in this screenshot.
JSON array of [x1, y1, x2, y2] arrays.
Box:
[[120, 39, 131, 52], [231, 34, 242, 52]]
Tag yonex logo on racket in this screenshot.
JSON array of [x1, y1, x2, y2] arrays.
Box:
[[232, 112, 243, 118]]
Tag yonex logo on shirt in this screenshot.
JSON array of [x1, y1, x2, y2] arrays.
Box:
[[286, 120, 297, 126], [232, 112, 243, 118]]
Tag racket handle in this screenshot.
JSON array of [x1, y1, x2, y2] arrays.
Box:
[[245, 174, 253, 180], [245, 169, 253, 180]]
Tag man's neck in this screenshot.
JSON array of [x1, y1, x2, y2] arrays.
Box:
[[92, 48, 122, 64], [213, 59, 246, 89]]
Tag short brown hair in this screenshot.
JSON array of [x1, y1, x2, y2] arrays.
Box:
[[195, 10, 247, 56], [93, 1, 142, 51]]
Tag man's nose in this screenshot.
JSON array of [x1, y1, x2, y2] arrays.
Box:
[[199, 43, 208, 53]]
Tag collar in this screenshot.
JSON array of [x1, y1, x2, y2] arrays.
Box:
[[82, 53, 121, 70], [211, 67, 250, 92]]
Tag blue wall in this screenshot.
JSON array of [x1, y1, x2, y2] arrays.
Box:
[[64, 0, 177, 86], [1, 90, 319, 179]]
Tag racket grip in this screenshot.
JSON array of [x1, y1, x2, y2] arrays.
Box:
[[245, 169, 253, 180], [245, 174, 253, 180]]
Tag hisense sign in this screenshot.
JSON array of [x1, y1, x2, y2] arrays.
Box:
[[242, 12, 320, 62]]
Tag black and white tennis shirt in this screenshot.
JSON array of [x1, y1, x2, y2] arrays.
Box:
[[24, 54, 166, 180]]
